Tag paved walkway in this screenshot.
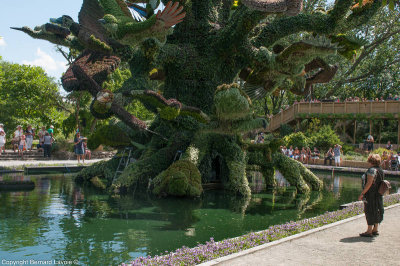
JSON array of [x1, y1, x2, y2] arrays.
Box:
[[0, 159, 107, 168], [210, 205, 400, 266], [306, 164, 400, 177]]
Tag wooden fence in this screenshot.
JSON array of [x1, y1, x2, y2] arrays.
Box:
[[267, 101, 400, 132]]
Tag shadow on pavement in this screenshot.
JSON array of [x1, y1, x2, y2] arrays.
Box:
[[340, 236, 375, 243]]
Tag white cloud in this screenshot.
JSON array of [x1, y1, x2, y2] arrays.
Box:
[[22, 48, 67, 74], [0, 37, 6, 47]]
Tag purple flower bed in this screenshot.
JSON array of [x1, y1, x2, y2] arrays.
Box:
[[125, 193, 400, 266]]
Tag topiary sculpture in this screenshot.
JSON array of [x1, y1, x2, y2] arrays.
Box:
[[14, 0, 387, 200]]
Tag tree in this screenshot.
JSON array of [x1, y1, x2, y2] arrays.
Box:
[[0, 58, 67, 134], [317, 6, 400, 99], [15, 0, 388, 197]]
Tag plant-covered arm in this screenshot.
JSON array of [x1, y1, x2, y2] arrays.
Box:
[[253, 0, 381, 48], [212, 5, 266, 57]]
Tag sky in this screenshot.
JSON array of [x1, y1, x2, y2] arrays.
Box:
[[0, 0, 84, 84]]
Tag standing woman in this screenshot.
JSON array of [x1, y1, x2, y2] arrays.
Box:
[[25, 125, 35, 151], [358, 154, 384, 237], [74, 132, 85, 164], [13, 125, 23, 152], [43, 132, 53, 158]]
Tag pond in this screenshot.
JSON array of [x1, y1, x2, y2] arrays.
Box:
[[0, 172, 398, 265]]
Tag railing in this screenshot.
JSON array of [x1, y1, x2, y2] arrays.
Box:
[[267, 101, 400, 132]]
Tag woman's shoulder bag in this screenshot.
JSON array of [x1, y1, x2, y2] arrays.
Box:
[[376, 167, 391, 195]]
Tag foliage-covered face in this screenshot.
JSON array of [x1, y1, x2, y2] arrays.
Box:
[[99, 15, 119, 35]]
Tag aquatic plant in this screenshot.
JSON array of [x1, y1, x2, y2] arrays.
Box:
[[126, 193, 400, 265]]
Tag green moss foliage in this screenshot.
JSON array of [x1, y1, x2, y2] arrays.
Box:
[[75, 158, 120, 185], [88, 124, 131, 150], [214, 85, 251, 121], [90, 176, 107, 190], [297, 162, 323, 191], [272, 153, 310, 194], [153, 160, 203, 197]]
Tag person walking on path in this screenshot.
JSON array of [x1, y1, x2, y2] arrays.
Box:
[[334, 144, 342, 167], [358, 154, 384, 237], [25, 125, 35, 151], [13, 125, 24, 152], [74, 132, 85, 164], [43, 132, 53, 158], [0, 130, 6, 156]]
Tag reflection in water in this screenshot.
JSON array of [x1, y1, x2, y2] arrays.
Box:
[[0, 173, 399, 265]]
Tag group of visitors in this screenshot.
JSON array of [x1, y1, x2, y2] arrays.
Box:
[[0, 124, 92, 162], [380, 150, 400, 170], [280, 146, 320, 164], [344, 95, 400, 102], [294, 98, 321, 104], [323, 144, 343, 167], [0, 124, 54, 159], [21, 125, 53, 158]]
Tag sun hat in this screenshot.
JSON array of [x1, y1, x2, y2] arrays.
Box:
[[17, 125, 22, 128], [50, 125, 54, 129]]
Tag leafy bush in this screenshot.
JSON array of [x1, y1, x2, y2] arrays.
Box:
[[342, 144, 355, 154], [52, 137, 74, 153], [373, 148, 391, 157], [284, 132, 309, 149], [279, 124, 293, 137], [308, 125, 341, 151], [345, 151, 363, 156]]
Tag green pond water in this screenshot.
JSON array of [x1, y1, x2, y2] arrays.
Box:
[[0, 172, 398, 265]]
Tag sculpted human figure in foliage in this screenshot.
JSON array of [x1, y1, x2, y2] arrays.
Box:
[[14, 0, 389, 200]]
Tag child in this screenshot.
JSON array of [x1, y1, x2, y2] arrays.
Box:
[[83, 140, 91, 160], [0, 131, 5, 156], [19, 135, 26, 159]]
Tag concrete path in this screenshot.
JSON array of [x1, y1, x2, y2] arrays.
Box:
[[212, 205, 400, 266], [306, 164, 400, 177], [0, 159, 107, 168]]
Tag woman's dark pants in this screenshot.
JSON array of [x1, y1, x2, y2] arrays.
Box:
[[324, 156, 333, 165], [43, 144, 52, 158]]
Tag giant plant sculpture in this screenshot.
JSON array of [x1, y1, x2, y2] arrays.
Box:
[[14, 0, 384, 198]]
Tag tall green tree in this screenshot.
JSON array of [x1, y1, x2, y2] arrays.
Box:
[[317, 7, 400, 99], [0, 58, 67, 134]]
